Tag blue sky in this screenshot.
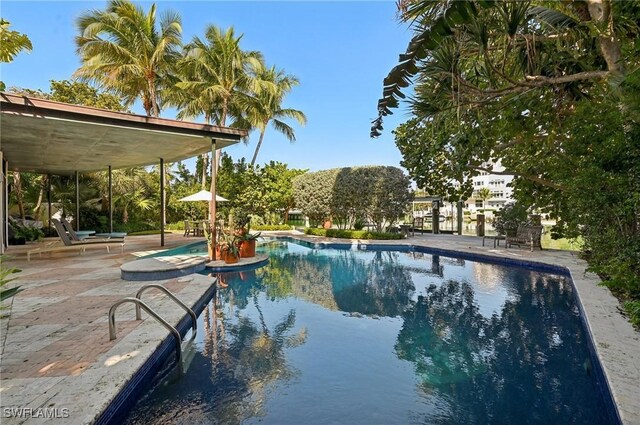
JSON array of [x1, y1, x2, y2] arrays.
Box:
[[1, 1, 413, 172]]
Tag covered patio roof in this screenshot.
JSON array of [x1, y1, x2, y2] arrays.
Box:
[[0, 93, 246, 174]]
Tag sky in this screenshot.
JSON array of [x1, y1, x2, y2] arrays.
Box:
[[0, 1, 414, 172]]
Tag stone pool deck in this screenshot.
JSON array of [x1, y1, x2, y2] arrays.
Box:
[[1, 231, 639, 424]]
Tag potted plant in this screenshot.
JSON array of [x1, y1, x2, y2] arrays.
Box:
[[203, 226, 220, 261], [220, 240, 240, 264], [219, 233, 241, 264], [238, 229, 261, 258]]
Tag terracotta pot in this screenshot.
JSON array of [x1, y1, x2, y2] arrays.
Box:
[[239, 239, 256, 258], [209, 244, 223, 261], [224, 252, 239, 264]]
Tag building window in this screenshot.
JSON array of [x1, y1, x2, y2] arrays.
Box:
[[475, 200, 483, 208]]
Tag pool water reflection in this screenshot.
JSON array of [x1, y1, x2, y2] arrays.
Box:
[[124, 240, 614, 424]]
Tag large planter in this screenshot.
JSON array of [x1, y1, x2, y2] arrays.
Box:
[[224, 252, 239, 264], [208, 243, 223, 261], [239, 239, 256, 258]]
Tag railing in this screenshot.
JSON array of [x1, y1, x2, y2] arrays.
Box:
[[135, 284, 197, 340], [108, 297, 183, 373]]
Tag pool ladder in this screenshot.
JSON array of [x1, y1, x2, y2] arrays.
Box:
[[108, 284, 199, 374]]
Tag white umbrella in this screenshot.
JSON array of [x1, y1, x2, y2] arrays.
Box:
[[178, 190, 228, 202]]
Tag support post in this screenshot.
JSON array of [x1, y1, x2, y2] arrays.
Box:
[[108, 166, 113, 234], [160, 158, 165, 247], [432, 200, 440, 234], [47, 174, 52, 235], [457, 201, 463, 235], [209, 139, 218, 260], [75, 171, 80, 231], [0, 153, 5, 254]]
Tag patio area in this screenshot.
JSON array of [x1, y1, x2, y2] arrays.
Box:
[[1, 232, 639, 424]]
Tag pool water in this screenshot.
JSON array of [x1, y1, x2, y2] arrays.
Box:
[[124, 239, 615, 424]]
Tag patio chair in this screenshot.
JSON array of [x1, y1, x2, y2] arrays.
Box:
[[27, 219, 125, 261], [413, 217, 424, 235], [506, 225, 543, 251], [183, 220, 196, 237]]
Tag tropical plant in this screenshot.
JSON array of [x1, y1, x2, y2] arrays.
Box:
[[219, 233, 241, 257], [0, 19, 32, 90], [0, 18, 32, 63], [372, 0, 633, 137], [243, 66, 307, 166], [172, 25, 267, 187], [475, 187, 492, 209], [75, 0, 182, 117]]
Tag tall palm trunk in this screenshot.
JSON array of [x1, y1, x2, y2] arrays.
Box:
[[147, 75, 160, 117], [250, 125, 267, 166]]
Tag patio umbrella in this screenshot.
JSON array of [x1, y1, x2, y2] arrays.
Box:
[[178, 190, 228, 202]]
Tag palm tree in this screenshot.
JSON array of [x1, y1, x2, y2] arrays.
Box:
[[172, 25, 267, 186], [244, 66, 307, 166], [74, 0, 182, 117], [0, 19, 32, 63], [475, 187, 492, 209], [0, 19, 32, 91]]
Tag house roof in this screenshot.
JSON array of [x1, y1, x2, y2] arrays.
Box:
[[0, 92, 246, 174]]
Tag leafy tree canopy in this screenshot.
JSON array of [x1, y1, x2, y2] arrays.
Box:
[[378, 0, 640, 325], [8, 80, 127, 111]]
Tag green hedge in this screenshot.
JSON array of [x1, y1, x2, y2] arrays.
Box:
[[253, 224, 293, 231], [304, 228, 404, 240], [166, 222, 185, 231]]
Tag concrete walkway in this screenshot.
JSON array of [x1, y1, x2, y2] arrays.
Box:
[[0, 232, 638, 424]]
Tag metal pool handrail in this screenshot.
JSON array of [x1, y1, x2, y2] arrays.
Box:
[[108, 297, 183, 373], [135, 284, 197, 340]]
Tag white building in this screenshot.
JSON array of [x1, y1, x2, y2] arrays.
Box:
[[447, 160, 514, 212], [467, 160, 514, 211]]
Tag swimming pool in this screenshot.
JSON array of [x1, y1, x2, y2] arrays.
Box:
[[124, 239, 617, 424]]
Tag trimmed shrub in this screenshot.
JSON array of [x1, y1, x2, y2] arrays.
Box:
[[304, 228, 404, 240], [293, 166, 413, 231]]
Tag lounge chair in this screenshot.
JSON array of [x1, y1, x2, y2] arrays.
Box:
[[60, 219, 125, 242], [27, 219, 125, 261]]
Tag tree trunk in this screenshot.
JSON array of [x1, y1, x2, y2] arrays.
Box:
[[250, 127, 267, 167], [147, 76, 160, 117], [12, 172, 26, 220], [33, 176, 44, 220]]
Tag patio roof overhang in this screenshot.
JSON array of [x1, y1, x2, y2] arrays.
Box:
[[0, 92, 246, 174]]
